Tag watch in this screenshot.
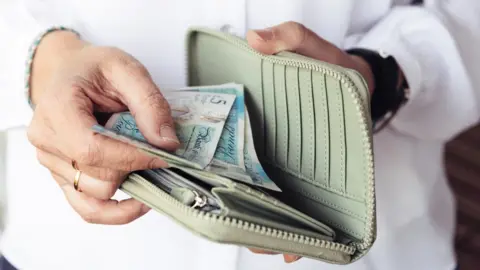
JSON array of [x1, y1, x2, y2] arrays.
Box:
[[346, 48, 410, 132]]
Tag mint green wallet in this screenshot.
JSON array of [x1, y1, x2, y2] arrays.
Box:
[[120, 27, 375, 264]]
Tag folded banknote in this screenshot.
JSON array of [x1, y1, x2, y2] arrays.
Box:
[[92, 83, 281, 192]]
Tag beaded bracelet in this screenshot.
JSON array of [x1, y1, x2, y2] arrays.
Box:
[[24, 26, 80, 109]]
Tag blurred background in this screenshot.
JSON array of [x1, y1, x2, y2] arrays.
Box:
[[445, 124, 480, 270]]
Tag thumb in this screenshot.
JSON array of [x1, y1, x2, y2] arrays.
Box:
[[246, 21, 342, 62], [104, 57, 180, 151]]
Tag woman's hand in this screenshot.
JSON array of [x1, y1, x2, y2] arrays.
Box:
[[247, 21, 375, 94], [245, 21, 375, 263], [27, 30, 180, 225]]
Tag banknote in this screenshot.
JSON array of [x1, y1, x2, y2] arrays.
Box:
[[104, 91, 237, 169], [175, 84, 248, 180], [176, 84, 246, 169], [91, 124, 202, 169], [92, 84, 281, 191], [177, 84, 281, 192], [243, 107, 281, 191]]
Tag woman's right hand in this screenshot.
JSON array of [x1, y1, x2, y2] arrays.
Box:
[[27, 30, 180, 224]]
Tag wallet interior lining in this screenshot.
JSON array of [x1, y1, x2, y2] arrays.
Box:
[[187, 31, 371, 243]]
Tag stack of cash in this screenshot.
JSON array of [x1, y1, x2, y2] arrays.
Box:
[[92, 83, 281, 192]]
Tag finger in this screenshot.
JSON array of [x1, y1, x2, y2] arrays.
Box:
[[246, 21, 342, 62], [100, 54, 180, 150], [37, 149, 124, 200], [248, 248, 279, 255], [62, 102, 169, 171], [61, 183, 150, 225], [27, 92, 169, 172], [283, 254, 302, 263]]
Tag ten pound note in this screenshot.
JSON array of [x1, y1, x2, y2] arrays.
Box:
[[92, 83, 282, 192]]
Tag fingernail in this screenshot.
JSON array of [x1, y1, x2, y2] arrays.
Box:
[[159, 125, 180, 144], [141, 204, 151, 213], [284, 255, 301, 263], [255, 28, 274, 42]]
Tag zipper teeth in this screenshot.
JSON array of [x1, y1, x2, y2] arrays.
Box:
[[185, 27, 375, 252], [130, 174, 356, 255]]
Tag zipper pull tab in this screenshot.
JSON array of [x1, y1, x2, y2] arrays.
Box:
[[191, 190, 207, 209], [170, 187, 197, 206]]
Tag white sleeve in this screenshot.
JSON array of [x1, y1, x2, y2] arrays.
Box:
[[351, 3, 480, 142], [0, 0, 45, 130], [0, 0, 82, 131]]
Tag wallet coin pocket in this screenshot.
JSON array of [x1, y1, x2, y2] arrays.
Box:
[[135, 168, 337, 241]]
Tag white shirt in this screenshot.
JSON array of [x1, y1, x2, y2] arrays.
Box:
[[0, 0, 479, 269]]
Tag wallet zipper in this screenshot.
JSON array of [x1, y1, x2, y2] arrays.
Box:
[[141, 169, 221, 212], [186, 27, 375, 253], [128, 174, 356, 255]]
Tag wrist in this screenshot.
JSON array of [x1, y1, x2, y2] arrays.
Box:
[[346, 48, 410, 131], [30, 30, 88, 105]]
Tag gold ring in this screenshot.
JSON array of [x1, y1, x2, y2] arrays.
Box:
[[72, 160, 81, 191]]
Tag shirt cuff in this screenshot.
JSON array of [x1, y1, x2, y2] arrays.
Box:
[[0, 2, 46, 130], [347, 6, 478, 140]]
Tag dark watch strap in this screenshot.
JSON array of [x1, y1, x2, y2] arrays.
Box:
[[346, 48, 409, 131]]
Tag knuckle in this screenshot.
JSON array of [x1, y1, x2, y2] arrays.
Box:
[[146, 157, 164, 170], [36, 150, 47, 166], [103, 48, 149, 78], [97, 188, 116, 201], [26, 122, 44, 148], [73, 148, 93, 165], [124, 58, 150, 77], [105, 169, 123, 182], [146, 92, 172, 116], [113, 146, 144, 172], [95, 168, 118, 182], [74, 135, 103, 166], [289, 22, 308, 47], [80, 208, 100, 224], [26, 125, 37, 146], [102, 181, 119, 200], [147, 158, 159, 170], [284, 20, 302, 29], [122, 152, 139, 172]]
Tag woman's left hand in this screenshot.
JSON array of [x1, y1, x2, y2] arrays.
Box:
[[245, 21, 375, 263]]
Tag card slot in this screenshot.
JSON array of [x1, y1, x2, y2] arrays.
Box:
[[312, 72, 330, 186], [285, 66, 302, 172], [262, 61, 277, 160], [298, 69, 316, 180], [261, 159, 367, 239], [273, 64, 289, 168], [285, 191, 365, 240], [272, 178, 366, 240], [325, 76, 346, 194]]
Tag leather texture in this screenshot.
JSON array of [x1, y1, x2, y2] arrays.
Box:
[[121, 27, 376, 264]]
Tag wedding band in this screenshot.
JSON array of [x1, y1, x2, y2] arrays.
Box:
[[72, 160, 81, 191]]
